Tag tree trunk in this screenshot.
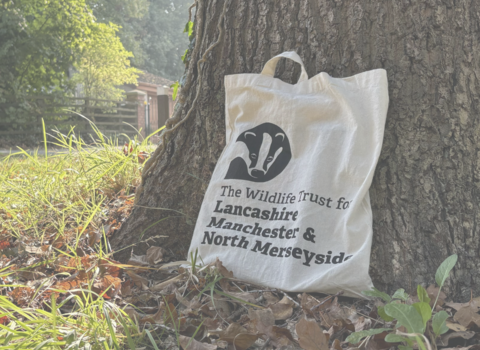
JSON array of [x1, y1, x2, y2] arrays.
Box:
[[111, 0, 480, 301]]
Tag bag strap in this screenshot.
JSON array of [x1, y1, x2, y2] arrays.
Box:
[[260, 51, 309, 83]]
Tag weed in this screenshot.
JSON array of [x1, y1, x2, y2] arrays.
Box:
[[346, 254, 458, 350]]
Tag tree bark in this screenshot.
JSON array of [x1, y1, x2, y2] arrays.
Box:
[[111, 0, 480, 301]]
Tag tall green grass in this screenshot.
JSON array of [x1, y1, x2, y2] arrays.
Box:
[[0, 123, 154, 242], [0, 122, 165, 349]]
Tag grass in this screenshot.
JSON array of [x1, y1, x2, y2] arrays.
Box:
[[0, 122, 166, 349]]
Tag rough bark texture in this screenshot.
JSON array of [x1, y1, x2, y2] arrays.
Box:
[[111, 0, 480, 301]]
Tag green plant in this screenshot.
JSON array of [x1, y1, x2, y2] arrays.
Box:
[[70, 22, 141, 101], [346, 254, 458, 350], [0, 120, 165, 349]]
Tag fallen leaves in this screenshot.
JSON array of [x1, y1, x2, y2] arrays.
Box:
[[453, 303, 480, 328], [9, 287, 35, 306], [296, 317, 329, 350], [217, 323, 261, 350], [179, 335, 217, 350]]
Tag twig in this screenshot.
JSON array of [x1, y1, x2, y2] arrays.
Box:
[[310, 291, 344, 311], [282, 292, 301, 308]]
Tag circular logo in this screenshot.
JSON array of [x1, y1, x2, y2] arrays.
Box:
[[225, 122, 291, 182]]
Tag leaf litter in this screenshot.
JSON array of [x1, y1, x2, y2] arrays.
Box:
[[3, 212, 480, 350], [2, 146, 480, 349]]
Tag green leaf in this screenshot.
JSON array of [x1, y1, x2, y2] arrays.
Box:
[[417, 285, 431, 304], [181, 49, 189, 63], [412, 302, 432, 328], [377, 306, 394, 322], [398, 346, 414, 350], [184, 21, 194, 38], [385, 333, 409, 343], [384, 303, 425, 333], [435, 254, 458, 288], [170, 81, 179, 100], [362, 287, 392, 303], [415, 336, 428, 350], [432, 311, 449, 337], [345, 328, 392, 344], [145, 330, 160, 350], [392, 288, 409, 301]]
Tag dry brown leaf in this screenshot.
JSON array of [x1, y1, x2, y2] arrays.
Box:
[[99, 259, 122, 277], [178, 335, 217, 350], [180, 324, 206, 340], [205, 294, 231, 319], [263, 292, 280, 305], [454, 304, 480, 328], [296, 317, 329, 350], [150, 275, 184, 291], [332, 339, 342, 350], [202, 318, 221, 330], [439, 331, 475, 346], [269, 302, 294, 320], [93, 275, 121, 298], [121, 280, 134, 296], [300, 293, 320, 317], [214, 258, 233, 278], [123, 306, 141, 321], [354, 316, 372, 332], [176, 290, 192, 308], [19, 270, 46, 280], [427, 284, 447, 308], [164, 302, 179, 327], [226, 291, 258, 304], [126, 270, 149, 290], [9, 287, 35, 307], [217, 323, 261, 350], [248, 308, 275, 335], [269, 326, 295, 347], [127, 254, 149, 266], [446, 320, 467, 332], [146, 246, 168, 265], [140, 307, 164, 324], [25, 245, 49, 255], [87, 230, 102, 247]]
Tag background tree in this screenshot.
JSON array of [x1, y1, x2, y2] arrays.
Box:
[[88, 0, 191, 80], [112, 0, 480, 301], [87, 0, 150, 68], [0, 0, 95, 123], [70, 22, 140, 101]]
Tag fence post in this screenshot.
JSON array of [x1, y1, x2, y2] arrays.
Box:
[[126, 90, 147, 137]]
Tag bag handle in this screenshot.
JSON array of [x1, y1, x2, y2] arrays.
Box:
[[260, 51, 309, 83]]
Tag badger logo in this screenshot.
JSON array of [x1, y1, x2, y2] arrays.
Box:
[[225, 122, 291, 182]]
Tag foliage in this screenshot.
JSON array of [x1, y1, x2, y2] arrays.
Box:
[[0, 0, 96, 124], [139, 0, 191, 80], [0, 127, 477, 349], [347, 254, 458, 350], [87, 0, 150, 68], [1, 0, 94, 94], [70, 22, 140, 101], [0, 123, 164, 348], [87, 0, 191, 81]]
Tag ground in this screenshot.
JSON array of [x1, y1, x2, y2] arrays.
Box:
[[0, 132, 478, 349]]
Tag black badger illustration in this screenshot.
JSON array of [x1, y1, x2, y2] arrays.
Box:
[[225, 122, 291, 182]]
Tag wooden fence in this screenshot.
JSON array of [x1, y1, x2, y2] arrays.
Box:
[[0, 96, 139, 140]]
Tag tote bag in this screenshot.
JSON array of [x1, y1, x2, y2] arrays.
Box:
[[188, 51, 389, 298]]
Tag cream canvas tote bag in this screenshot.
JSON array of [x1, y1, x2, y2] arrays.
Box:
[[188, 51, 389, 298]]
